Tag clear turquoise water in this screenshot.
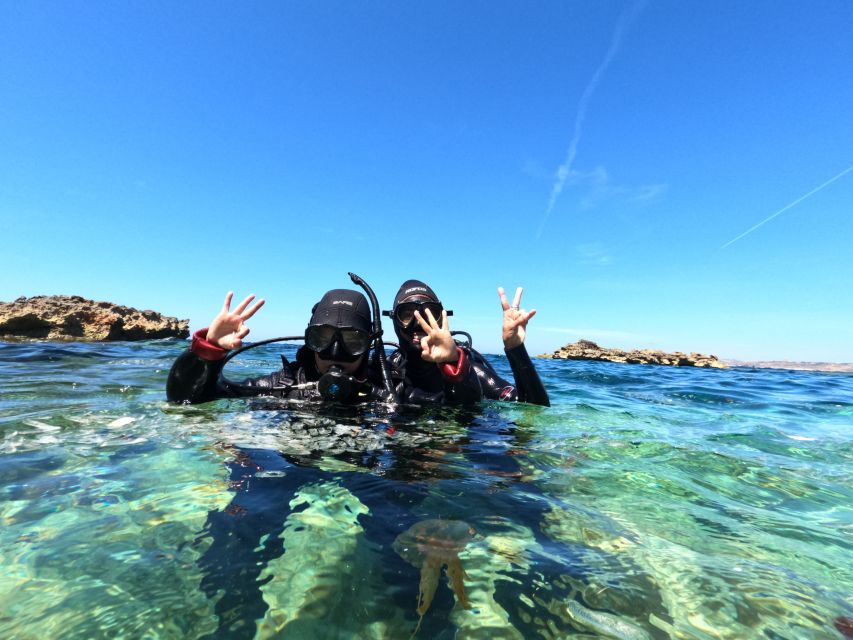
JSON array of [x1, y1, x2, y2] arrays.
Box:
[[1, 340, 851, 639]]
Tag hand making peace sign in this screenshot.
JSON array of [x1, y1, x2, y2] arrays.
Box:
[[206, 292, 266, 350], [499, 286, 536, 349], [414, 306, 459, 363]]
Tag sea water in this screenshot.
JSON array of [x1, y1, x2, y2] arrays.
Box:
[[0, 340, 850, 639]]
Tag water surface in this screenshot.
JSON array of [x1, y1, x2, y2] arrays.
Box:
[[1, 340, 851, 639]]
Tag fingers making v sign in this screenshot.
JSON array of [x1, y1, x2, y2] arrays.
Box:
[[498, 286, 536, 349], [414, 306, 459, 363], [207, 291, 266, 350]]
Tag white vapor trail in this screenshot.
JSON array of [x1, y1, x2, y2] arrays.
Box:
[[536, 3, 643, 240], [721, 164, 853, 248]]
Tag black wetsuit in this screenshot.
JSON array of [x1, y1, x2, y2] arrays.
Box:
[[390, 342, 549, 407], [469, 344, 550, 406], [166, 329, 380, 404], [167, 329, 485, 406], [386, 279, 549, 407], [387, 344, 484, 404]]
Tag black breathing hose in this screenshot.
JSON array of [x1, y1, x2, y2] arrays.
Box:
[[221, 336, 304, 367], [220, 336, 305, 393], [348, 271, 398, 402]]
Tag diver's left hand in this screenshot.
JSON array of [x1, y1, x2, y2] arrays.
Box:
[[499, 286, 536, 349], [415, 307, 459, 363]]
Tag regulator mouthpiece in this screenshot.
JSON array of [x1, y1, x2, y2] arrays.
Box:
[[317, 366, 359, 402]]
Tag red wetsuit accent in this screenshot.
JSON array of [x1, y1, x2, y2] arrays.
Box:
[[191, 328, 227, 361], [439, 347, 467, 383]]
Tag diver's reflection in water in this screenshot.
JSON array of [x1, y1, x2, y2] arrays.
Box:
[[193, 401, 664, 639]]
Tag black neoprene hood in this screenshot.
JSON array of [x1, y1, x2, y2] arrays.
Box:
[[390, 279, 441, 351], [393, 279, 438, 307], [308, 289, 372, 333]]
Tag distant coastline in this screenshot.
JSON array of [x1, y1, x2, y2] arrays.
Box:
[[539, 339, 853, 373], [724, 360, 853, 373]]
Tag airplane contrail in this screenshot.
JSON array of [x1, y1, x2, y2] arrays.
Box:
[[536, 3, 643, 240], [721, 164, 853, 248]]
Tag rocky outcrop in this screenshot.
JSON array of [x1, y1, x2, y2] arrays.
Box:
[[540, 339, 726, 368], [724, 360, 853, 373], [0, 295, 189, 341]]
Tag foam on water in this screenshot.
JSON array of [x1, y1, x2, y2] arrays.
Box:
[[0, 340, 851, 639]]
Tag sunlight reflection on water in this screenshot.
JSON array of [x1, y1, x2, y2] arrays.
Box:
[[0, 340, 851, 639]]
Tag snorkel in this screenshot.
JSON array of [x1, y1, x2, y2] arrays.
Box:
[[348, 272, 398, 403]]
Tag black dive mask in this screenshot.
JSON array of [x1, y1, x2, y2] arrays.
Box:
[[305, 325, 371, 363], [317, 366, 369, 403], [388, 301, 452, 329], [384, 300, 453, 351]]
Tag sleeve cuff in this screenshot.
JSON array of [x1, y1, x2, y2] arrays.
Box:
[[191, 328, 227, 361], [439, 347, 467, 383]]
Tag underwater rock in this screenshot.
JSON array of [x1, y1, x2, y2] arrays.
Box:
[[541, 339, 726, 368], [393, 519, 475, 631], [563, 600, 652, 640], [0, 295, 189, 341]]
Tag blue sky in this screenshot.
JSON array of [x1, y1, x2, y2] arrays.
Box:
[[2, 1, 851, 361]]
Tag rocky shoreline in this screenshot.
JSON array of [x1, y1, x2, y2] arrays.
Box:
[[0, 295, 189, 341], [540, 339, 726, 368]]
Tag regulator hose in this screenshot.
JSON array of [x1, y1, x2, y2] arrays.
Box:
[[220, 336, 306, 394], [348, 271, 398, 402]]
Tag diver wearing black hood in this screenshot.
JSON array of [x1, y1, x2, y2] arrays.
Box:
[[383, 280, 484, 404], [386, 280, 549, 407], [167, 289, 383, 404]]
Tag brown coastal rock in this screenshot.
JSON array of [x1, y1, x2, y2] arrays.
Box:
[[0, 295, 189, 341], [540, 339, 726, 368]]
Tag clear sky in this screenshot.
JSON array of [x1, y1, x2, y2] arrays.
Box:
[[2, 1, 851, 361]]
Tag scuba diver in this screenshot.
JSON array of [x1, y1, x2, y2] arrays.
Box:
[[165, 278, 556, 638], [166, 285, 393, 404], [379, 280, 483, 404], [385, 280, 550, 406]]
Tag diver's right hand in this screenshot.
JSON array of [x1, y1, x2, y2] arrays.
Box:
[[414, 307, 458, 363], [206, 292, 265, 350]]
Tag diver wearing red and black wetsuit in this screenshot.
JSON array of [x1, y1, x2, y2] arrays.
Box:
[[385, 280, 549, 408]]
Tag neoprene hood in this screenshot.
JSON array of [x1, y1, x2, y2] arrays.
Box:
[[391, 279, 439, 352], [392, 279, 439, 308], [308, 289, 372, 333]]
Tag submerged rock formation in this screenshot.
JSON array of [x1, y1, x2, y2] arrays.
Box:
[[0, 295, 189, 341], [541, 339, 726, 368]]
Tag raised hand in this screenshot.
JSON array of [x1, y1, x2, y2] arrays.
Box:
[[415, 307, 459, 363], [498, 286, 536, 349], [206, 291, 265, 350]]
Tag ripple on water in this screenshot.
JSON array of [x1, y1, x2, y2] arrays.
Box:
[[0, 341, 851, 639]]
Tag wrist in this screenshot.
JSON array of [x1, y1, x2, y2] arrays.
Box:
[[440, 346, 461, 363], [191, 328, 228, 361]]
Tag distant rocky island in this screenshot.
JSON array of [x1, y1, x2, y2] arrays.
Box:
[[724, 360, 853, 373], [541, 340, 853, 373], [540, 339, 726, 368], [0, 295, 189, 341]]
